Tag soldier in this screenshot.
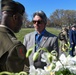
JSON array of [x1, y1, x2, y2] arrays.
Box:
[[58, 27, 68, 52], [0, 1, 29, 72]]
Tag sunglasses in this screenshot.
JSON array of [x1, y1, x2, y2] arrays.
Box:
[[32, 20, 43, 24]]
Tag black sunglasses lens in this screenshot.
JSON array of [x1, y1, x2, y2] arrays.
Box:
[[32, 21, 36, 24], [38, 21, 41, 24], [32, 20, 42, 24]]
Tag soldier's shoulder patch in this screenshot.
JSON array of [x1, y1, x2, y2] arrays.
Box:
[[17, 45, 25, 59]]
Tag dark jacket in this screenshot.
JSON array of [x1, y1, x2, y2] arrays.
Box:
[[69, 29, 76, 56]]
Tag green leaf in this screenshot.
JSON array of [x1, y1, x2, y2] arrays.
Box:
[[47, 53, 52, 63], [18, 71, 28, 75], [26, 48, 33, 58], [0, 71, 14, 75], [51, 50, 57, 56], [33, 52, 39, 61]]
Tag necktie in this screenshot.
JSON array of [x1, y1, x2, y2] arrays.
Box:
[[35, 34, 42, 51]]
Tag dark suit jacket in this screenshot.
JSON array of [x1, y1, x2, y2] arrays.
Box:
[[23, 30, 59, 69], [69, 30, 76, 56]]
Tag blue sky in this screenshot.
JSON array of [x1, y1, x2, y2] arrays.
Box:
[[14, 0, 76, 21]]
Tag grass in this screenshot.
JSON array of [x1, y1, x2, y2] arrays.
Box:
[[15, 27, 61, 43]]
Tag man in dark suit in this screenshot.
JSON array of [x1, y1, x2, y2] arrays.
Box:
[[0, 1, 29, 72], [23, 10, 59, 69], [69, 25, 76, 56]]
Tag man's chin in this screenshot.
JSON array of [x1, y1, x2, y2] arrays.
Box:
[[14, 30, 20, 33]]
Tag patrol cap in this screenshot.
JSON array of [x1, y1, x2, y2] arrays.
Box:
[[2, 1, 25, 15]]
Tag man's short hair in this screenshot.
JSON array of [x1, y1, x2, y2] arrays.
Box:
[[2, 1, 25, 15], [32, 10, 47, 25]]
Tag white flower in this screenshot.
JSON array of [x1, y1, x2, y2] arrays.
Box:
[[41, 52, 48, 62], [54, 61, 63, 71], [44, 63, 55, 71], [29, 52, 76, 75], [59, 54, 67, 65], [41, 52, 51, 65], [29, 65, 50, 75], [29, 65, 37, 75], [69, 66, 76, 74], [36, 69, 50, 75]]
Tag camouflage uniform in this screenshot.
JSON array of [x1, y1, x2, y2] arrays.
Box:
[[59, 27, 68, 52]]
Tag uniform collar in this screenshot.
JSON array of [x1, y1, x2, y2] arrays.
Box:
[[0, 25, 16, 38], [0, 25, 14, 34]]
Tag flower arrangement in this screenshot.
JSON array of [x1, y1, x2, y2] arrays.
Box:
[[27, 42, 76, 75], [0, 42, 76, 75]]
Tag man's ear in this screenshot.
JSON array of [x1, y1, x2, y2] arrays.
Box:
[[12, 14, 17, 20]]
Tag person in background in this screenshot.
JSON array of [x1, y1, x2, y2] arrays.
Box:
[[58, 27, 68, 52], [67, 25, 71, 39], [69, 25, 76, 56], [0, 1, 29, 72], [23, 10, 59, 69]]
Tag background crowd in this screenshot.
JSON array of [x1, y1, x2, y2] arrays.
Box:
[[58, 25, 76, 57]]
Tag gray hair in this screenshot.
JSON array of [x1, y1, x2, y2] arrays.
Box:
[[32, 10, 47, 25]]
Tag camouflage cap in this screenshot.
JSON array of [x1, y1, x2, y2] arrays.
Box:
[[2, 1, 25, 15]]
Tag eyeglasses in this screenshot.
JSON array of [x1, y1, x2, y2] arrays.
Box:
[[32, 20, 43, 24]]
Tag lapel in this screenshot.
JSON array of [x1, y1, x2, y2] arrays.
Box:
[[40, 31, 49, 47], [32, 32, 35, 46], [31, 32, 36, 53]]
